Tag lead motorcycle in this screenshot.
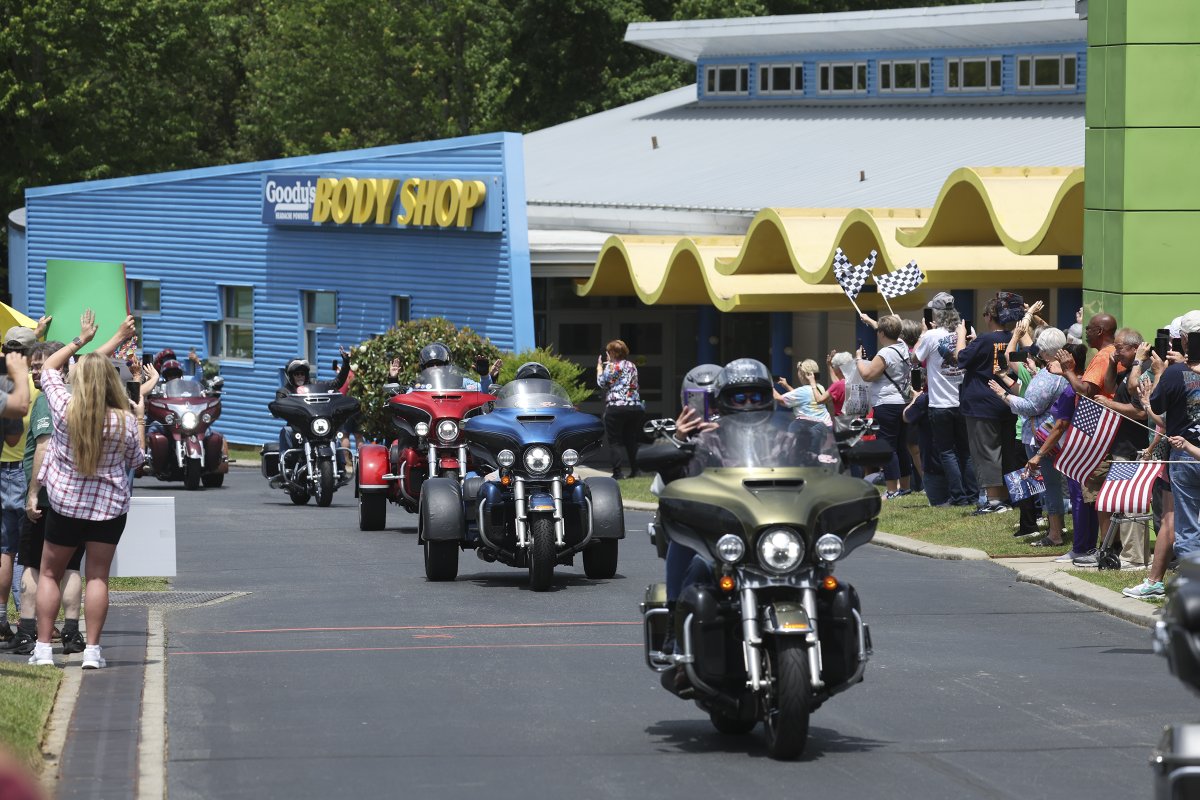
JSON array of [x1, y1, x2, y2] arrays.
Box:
[[638, 409, 889, 759], [420, 376, 624, 590], [261, 391, 359, 507], [143, 377, 227, 489], [1152, 553, 1200, 797]]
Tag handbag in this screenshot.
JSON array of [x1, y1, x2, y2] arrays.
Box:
[[1003, 468, 1046, 503], [1032, 416, 1060, 457]]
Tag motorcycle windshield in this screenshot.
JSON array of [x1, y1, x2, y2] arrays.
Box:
[[160, 379, 206, 398], [691, 410, 840, 469], [410, 366, 480, 392], [493, 379, 573, 410]]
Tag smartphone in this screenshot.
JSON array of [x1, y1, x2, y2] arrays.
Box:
[[1158, 328, 1172, 338], [911, 367, 925, 391], [0, 356, 7, 377], [1189, 332, 1200, 363], [683, 389, 712, 421], [923, 307, 934, 326], [142, 353, 154, 367], [1155, 335, 1171, 360], [1008, 349, 1031, 364], [599, 351, 608, 363], [1172, 337, 1184, 354], [125, 381, 141, 404]]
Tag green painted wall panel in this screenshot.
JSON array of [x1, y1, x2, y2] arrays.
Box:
[[1125, 0, 1200, 44], [1084, 128, 1106, 209], [1086, 211, 1200, 293], [1124, 46, 1200, 126], [1089, 0, 1109, 47], [1123, 129, 1200, 209], [1103, 45, 1126, 128], [1083, 209, 1106, 290], [1086, 46, 1107, 128], [1083, 289, 1200, 339]]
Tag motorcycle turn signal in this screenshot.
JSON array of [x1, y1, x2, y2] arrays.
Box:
[[718, 574, 736, 593], [821, 575, 839, 591]]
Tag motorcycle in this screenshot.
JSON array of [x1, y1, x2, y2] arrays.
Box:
[[419, 377, 624, 590], [356, 365, 494, 531], [143, 377, 227, 490], [261, 391, 359, 507], [1152, 553, 1200, 797], [637, 410, 890, 759]]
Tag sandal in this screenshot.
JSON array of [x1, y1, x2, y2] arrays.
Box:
[[1029, 535, 1065, 548]]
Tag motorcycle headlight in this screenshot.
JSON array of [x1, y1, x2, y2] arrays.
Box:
[[311, 418, 331, 436], [523, 446, 552, 474], [200, 412, 213, 424], [497, 449, 515, 467], [180, 411, 199, 431], [715, 534, 745, 564], [163, 412, 176, 426], [415, 422, 429, 437], [815, 533, 844, 562], [436, 419, 459, 442], [757, 527, 805, 574], [561, 449, 580, 467]]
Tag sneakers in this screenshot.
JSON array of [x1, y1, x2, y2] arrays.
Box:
[[61, 629, 86, 655], [0, 622, 12, 643], [970, 502, 1011, 516], [1071, 551, 1101, 567], [1055, 548, 1095, 563], [27, 642, 55, 666], [4, 629, 36, 655], [81, 645, 105, 670], [1122, 578, 1165, 599]]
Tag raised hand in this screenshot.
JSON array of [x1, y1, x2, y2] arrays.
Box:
[[34, 315, 51, 339], [79, 309, 98, 344]]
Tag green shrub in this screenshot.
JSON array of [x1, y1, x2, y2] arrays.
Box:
[[348, 317, 501, 439], [496, 347, 594, 406]]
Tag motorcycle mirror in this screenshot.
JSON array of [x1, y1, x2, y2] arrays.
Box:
[[635, 441, 692, 474], [384, 382, 403, 397], [840, 439, 893, 470]]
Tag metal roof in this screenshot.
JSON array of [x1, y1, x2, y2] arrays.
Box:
[[523, 86, 1083, 218], [625, 0, 1084, 61]]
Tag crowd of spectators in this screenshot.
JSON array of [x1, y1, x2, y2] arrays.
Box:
[[781, 292, 1200, 600]]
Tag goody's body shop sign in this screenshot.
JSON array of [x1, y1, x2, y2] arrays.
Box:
[[261, 174, 502, 232]]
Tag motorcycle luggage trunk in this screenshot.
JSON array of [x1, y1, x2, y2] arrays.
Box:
[[261, 444, 280, 479], [1152, 724, 1200, 800]]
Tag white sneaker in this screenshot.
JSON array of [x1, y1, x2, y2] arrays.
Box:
[[81, 645, 105, 670], [27, 642, 55, 666]]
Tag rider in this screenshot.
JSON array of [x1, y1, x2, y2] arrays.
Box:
[[276, 355, 351, 456], [405, 342, 482, 392]]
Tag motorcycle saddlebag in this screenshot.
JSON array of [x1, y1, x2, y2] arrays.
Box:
[[817, 582, 865, 690], [147, 432, 171, 473], [260, 443, 280, 480], [676, 584, 733, 685], [1152, 724, 1200, 800], [1162, 559, 1200, 696]]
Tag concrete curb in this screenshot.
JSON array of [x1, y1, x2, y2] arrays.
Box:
[[138, 609, 167, 800], [621, 499, 1160, 627], [39, 655, 81, 795]]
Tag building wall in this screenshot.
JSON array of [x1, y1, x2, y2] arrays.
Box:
[[22, 133, 532, 444]]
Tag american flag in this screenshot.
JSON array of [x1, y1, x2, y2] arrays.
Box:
[[1056, 396, 1121, 484], [1095, 460, 1165, 514], [873, 260, 925, 300], [832, 248, 877, 300]]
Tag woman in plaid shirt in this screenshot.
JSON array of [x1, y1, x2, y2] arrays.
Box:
[[28, 312, 145, 669]]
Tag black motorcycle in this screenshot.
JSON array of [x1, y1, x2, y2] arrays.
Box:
[[261, 391, 359, 507], [1152, 553, 1200, 797]]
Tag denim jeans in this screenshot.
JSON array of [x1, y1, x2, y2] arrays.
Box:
[[1068, 478, 1098, 553], [1, 463, 26, 614], [665, 541, 697, 602], [1025, 442, 1065, 516], [928, 406, 976, 504], [1170, 452, 1200, 560]]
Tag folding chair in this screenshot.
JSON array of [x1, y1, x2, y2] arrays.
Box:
[[1095, 512, 1153, 571]]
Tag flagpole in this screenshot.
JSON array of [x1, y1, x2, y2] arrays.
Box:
[[846, 295, 864, 317], [1080, 394, 1161, 436], [881, 296, 895, 316]]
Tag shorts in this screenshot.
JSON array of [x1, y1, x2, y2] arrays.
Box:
[[19, 489, 83, 571], [1081, 456, 1116, 505], [44, 507, 127, 548]]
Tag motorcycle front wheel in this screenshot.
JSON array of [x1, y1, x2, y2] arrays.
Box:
[[527, 516, 555, 592], [183, 458, 202, 491], [315, 460, 335, 507], [288, 489, 310, 505], [763, 637, 812, 760]]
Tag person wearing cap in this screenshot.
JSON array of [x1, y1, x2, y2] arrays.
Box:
[[1150, 310, 1200, 562], [0, 326, 36, 641], [914, 292, 976, 506]]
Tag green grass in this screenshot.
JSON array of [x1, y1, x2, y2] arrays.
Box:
[[109, 577, 170, 592], [615, 476, 656, 504], [1067, 567, 1167, 605], [0, 662, 61, 771], [876, 496, 1075, 557], [228, 444, 261, 465]]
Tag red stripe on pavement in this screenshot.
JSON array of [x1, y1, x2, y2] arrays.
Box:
[[209, 621, 641, 635], [172, 642, 642, 656]]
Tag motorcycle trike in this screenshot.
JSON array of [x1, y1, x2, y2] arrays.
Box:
[[357, 365, 494, 531], [638, 410, 890, 759], [144, 377, 227, 490], [419, 377, 624, 590], [261, 390, 359, 507]]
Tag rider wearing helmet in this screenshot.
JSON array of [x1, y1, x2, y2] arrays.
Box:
[[276, 353, 351, 454], [418, 342, 451, 370], [159, 359, 185, 383], [514, 361, 551, 382]]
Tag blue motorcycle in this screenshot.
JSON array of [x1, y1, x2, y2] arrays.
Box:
[[418, 377, 625, 591]]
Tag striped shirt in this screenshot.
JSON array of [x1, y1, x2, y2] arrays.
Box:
[[38, 368, 144, 521]]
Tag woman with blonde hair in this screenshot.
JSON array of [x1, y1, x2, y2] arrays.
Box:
[[27, 311, 144, 668], [774, 358, 833, 425]]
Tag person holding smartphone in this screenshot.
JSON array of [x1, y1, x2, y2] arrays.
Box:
[[1150, 311, 1200, 561], [914, 293, 976, 506], [596, 339, 644, 480]]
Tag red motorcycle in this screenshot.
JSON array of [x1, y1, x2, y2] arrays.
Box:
[[144, 377, 227, 490], [357, 365, 494, 530]]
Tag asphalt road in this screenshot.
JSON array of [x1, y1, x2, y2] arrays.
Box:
[[156, 470, 1194, 800]]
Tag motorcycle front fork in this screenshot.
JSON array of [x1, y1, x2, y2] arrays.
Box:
[[740, 586, 823, 692], [511, 476, 566, 548]]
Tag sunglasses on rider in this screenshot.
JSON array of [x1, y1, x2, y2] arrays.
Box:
[[730, 391, 766, 406]]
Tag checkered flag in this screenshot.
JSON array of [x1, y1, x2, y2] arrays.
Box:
[[873, 259, 924, 300], [832, 248, 877, 300]]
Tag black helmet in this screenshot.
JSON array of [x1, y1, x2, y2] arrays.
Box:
[[680, 363, 722, 407], [285, 359, 311, 382], [514, 362, 551, 381], [418, 342, 451, 370], [714, 358, 774, 414]]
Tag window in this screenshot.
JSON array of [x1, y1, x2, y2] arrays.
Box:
[[945, 57, 1002, 92], [878, 60, 931, 93], [704, 65, 749, 95], [127, 279, 160, 342], [818, 62, 867, 95], [302, 291, 336, 364], [1017, 55, 1077, 90], [392, 295, 411, 326], [758, 64, 804, 95], [208, 286, 254, 361]]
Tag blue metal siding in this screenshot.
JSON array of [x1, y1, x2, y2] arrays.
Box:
[[23, 133, 528, 444]]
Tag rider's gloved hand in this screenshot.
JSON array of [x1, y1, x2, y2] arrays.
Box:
[[673, 406, 718, 444]]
